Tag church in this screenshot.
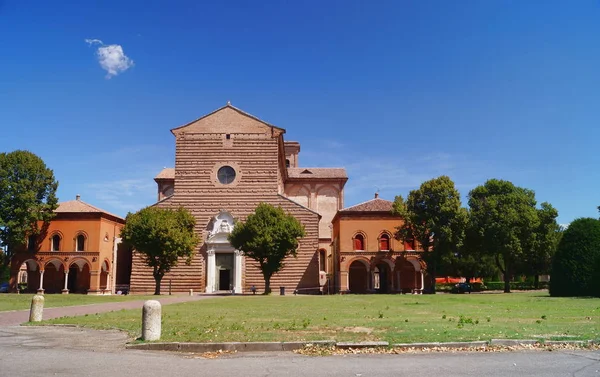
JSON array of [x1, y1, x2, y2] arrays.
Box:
[[129, 103, 349, 294]]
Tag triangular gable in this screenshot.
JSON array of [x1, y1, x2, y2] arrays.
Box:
[[301, 169, 312, 174], [171, 103, 286, 136]]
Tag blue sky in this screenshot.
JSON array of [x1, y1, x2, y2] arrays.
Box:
[[1, 1, 599, 225]]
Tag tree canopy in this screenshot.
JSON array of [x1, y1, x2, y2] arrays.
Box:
[[0, 150, 58, 267], [392, 176, 467, 293], [120, 206, 200, 295], [468, 179, 539, 293], [521, 202, 561, 288], [550, 217, 600, 297], [228, 203, 305, 294]]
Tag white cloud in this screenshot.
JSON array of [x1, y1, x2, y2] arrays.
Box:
[[85, 38, 134, 79]]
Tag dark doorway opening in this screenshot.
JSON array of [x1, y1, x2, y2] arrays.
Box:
[[218, 269, 231, 291], [68, 267, 78, 293]]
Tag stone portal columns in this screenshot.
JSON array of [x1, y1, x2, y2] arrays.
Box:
[[420, 270, 424, 294], [62, 270, 69, 294], [206, 250, 215, 293], [340, 271, 349, 292], [37, 270, 45, 294], [234, 250, 243, 294]]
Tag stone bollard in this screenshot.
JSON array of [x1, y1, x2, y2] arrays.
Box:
[[29, 295, 44, 322], [189, 289, 193, 296], [142, 300, 161, 341]]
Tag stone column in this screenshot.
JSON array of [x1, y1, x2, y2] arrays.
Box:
[[234, 250, 243, 294], [62, 270, 69, 294], [206, 249, 215, 293], [420, 270, 424, 293], [37, 270, 45, 294]]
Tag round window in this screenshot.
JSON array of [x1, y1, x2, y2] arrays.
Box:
[[217, 166, 236, 184]]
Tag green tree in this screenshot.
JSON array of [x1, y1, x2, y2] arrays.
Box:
[[120, 206, 200, 295], [521, 202, 561, 288], [392, 176, 467, 293], [550, 217, 600, 297], [445, 216, 499, 284], [468, 179, 539, 293], [0, 150, 58, 267], [228, 203, 305, 294]]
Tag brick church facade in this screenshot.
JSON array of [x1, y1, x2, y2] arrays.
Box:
[[129, 103, 349, 294]]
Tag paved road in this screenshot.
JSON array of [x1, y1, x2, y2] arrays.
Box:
[[0, 294, 214, 326], [1, 326, 599, 377]]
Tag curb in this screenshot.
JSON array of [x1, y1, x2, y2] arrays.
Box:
[[126, 339, 599, 353], [127, 340, 335, 352]]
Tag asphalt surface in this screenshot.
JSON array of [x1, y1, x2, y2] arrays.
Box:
[[0, 294, 213, 326], [1, 326, 600, 377]]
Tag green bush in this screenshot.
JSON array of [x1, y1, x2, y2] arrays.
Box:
[[550, 218, 600, 297]]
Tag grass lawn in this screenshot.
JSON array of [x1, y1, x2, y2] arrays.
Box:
[[41, 292, 600, 344], [0, 294, 156, 312]]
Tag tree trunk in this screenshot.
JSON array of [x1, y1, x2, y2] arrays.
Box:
[[465, 276, 471, 284], [534, 275, 539, 290], [153, 272, 163, 295], [264, 276, 271, 295], [503, 265, 511, 293]]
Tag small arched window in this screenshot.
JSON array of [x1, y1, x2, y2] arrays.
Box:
[[404, 237, 415, 250], [379, 233, 390, 251], [76, 234, 86, 251], [51, 234, 61, 251], [319, 249, 326, 271], [285, 159, 290, 168], [353, 234, 365, 251]]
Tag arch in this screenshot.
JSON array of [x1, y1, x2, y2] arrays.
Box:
[[49, 231, 63, 251], [69, 258, 91, 272], [352, 232, 366, 251], [43, 258, 64, 271], [19, 259, 39, 293], [75, 231, 88, 252], [371, 257, 394, 293], [42, 259, 66, 293], [348, 259, 369, 293], [378, 231, 392, 251], [68, 259, 91, 293], [395, 257, 418, 293]]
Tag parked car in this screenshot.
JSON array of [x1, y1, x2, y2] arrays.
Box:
[[0, 282, 9, 293], [451, 282, 472, 294]]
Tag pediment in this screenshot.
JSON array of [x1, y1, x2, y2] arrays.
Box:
[[171, 104, 285, 136]]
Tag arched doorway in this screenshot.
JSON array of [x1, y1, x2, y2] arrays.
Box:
[[396, 257, 419, 294], [68, 260, 91, 294], [19, 260, 38, 293], [348, 260, 369, 293], [100, 260, 110, 292], [374, 261, 392, 293], [43, 259, 65, 294]]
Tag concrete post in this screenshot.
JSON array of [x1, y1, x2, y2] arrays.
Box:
[[29, 295, 44, 322], [142, 300, 161, 341]]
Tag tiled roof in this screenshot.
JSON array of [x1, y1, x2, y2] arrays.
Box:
[[155, 168, 175, 180], [340, 197, 394, 213], [287, 167, 347, 179], [55, 197, 124, 221]]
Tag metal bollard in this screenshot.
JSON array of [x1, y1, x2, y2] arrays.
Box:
[[29, 295, 44, 322], [142, 300, 162, 341]]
